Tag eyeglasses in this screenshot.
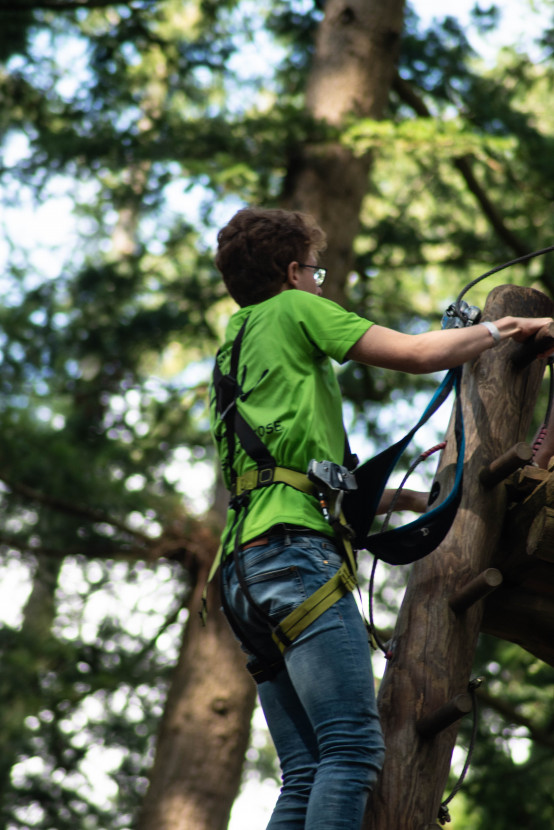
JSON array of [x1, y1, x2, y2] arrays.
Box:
[[298, 263, 327, 286]]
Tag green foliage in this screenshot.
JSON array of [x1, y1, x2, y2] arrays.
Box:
[[0, 556, 185, 829], [442, 635, 554, 829], [1, 0, 554, 826], [0, 6, 34, 62]]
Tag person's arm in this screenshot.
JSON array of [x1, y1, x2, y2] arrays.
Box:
[[346, 316, 554, 374], [376, 488, 428, 515]]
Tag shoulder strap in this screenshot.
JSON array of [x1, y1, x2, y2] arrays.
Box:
[[213, 316, 275, 485], [214, 313, 358, 487]]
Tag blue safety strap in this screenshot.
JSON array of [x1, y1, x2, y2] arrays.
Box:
[[343, 366, 464, 565]]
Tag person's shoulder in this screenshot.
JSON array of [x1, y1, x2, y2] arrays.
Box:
[[269, 290, 344, 317], [225, 306, 252, 338], [242, 292, 356, 334], [243, 291, 316, 322]]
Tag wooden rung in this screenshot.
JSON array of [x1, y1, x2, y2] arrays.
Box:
[[449, 567, 503, 614], [416, 693, 472, 739], [479, 442, 533, 488]]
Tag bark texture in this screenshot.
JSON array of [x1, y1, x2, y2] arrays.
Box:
[[136, 529, 256, 830], [365, 285, 554, 830], [283, 0, 406, 306]]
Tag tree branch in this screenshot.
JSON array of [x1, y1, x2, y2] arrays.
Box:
[[0, 472, 153, 545], [392, 73, 531, 258], [0, 0, 156, 10], [477, 686, 554, 750], [0, 533, 144, 560], [0, 474, 214, 570], [452, 156, 529, 257], [0, 522, 211, 569]]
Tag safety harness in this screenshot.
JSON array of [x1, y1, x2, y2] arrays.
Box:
[[205, 316, 361, 679], [205, 314, 466, 681]]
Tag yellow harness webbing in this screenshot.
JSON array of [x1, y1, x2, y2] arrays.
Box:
[[270, 535, 358, 654], [202, 466, 360, 652], [204, 466, 317, 588], [234, 466, 316, 497]]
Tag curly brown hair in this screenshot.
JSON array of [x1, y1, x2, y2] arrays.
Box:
[[215, 207, 327, 307]]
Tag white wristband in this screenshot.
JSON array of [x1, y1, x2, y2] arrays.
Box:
[[480, 321, 502, 345]]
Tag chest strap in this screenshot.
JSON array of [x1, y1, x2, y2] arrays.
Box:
[[233, 465, 316, 496]]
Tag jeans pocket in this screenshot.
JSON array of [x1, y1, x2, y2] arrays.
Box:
[[312, 539, 343, 570], [246, 563, 307, 621]]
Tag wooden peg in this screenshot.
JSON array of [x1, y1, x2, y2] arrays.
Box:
[[416, 693, 472, 739], [449, 568, 503, 614], [479, 442, 533, 488]]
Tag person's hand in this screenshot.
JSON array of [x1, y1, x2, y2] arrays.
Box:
[[507, 316, 554, 343], [509, 316, 554, 358]]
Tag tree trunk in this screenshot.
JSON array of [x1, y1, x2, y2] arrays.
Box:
[[366, 285, 554, 829], [0, 556, 62, 802], [482, 464, 554, 667], [282, 0, 406, 306], [136, 531, 256, 830], [139, 4, 408, 827]]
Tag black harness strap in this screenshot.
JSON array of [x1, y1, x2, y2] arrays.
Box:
[[343, 366, 465, 564], [212, 319, 308, 671], [213, 317, 274, 485]]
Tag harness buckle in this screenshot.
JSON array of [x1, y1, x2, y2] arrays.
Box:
[[257, 466, 275, 486], [307, 459, 358, 524], [234, 465, 276, 496], [307, 460, 358, 494]]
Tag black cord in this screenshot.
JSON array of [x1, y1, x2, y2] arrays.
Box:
[[368, 444, 446, 657], [455, 244, 554, 314], [368, 556, 389, 654], [438, 678, 483, 825]]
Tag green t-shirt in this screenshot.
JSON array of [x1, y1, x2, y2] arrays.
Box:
[[210, 290, 373, 550]]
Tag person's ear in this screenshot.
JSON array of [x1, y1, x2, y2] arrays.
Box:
[[286, 261, 300, 289]]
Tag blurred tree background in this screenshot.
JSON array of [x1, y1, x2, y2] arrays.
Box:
[[1, 0, 554, 828]]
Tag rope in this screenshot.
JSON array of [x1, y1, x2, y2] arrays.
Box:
[[368, 556, 390, 656], [454, 244, 554, 318], [437, 677, 483, 826], [368, 442, 447, 658]]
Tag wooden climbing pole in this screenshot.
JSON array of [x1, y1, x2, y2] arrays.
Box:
[[365, 284, 554, 830]]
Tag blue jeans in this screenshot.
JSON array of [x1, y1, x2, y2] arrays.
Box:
[[221, 532, 385, 830]]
